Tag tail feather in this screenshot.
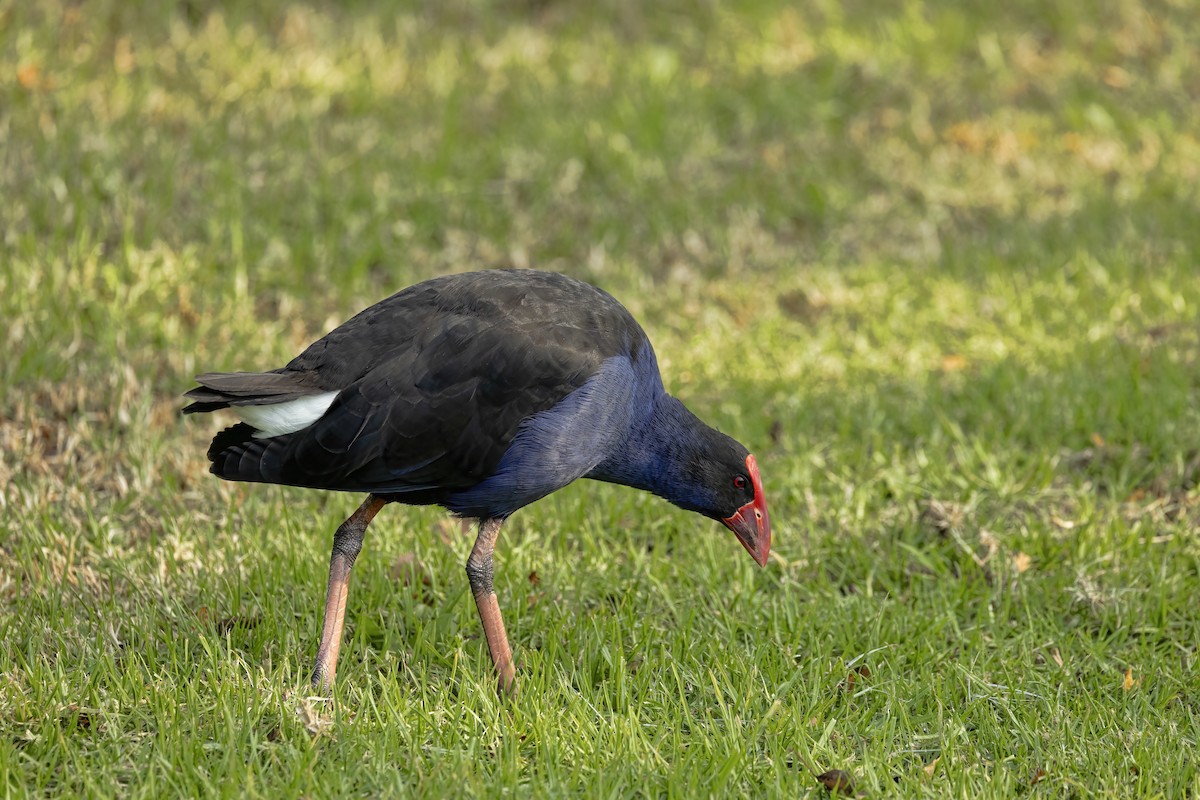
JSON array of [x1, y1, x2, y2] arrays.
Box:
[[183, 371, 325, 413], [207, 423, 293, 484]]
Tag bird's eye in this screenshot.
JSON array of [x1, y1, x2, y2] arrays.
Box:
[[733, 475, 747, 490]]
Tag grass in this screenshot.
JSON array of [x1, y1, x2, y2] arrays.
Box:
[[2, 0, 1199, 795]]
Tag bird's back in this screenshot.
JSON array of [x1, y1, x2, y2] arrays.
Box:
[[283, 270, 647, 391]]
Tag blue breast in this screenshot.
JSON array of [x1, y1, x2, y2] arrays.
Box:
[[445, 351, 663, 519]]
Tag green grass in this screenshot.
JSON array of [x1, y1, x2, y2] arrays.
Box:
[[3, 0, 1200, 796]]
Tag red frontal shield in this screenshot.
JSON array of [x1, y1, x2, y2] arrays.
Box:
[[721, 454, 771, 567]]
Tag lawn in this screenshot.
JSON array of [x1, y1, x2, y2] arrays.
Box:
[[2, 0, 1199, 796]]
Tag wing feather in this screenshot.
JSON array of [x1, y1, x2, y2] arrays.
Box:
[[199, 270, 651, 500]]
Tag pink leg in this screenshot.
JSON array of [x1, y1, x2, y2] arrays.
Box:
[[310, 495, 388, 689], [466, 518, 517, 696]]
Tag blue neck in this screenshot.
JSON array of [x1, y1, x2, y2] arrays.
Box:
[[589, 394, 718, 513]]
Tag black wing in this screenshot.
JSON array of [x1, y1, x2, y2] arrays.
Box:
[[197, 270, 649, 496]]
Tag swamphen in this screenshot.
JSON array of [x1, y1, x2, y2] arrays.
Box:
[[184, 269, 771, 694]]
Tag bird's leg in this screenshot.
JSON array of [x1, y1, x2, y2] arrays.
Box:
[[310, 494, 388, 690], [466, 518, 516, 696]]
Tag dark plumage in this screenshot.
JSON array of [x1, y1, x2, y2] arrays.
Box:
[[186, 269, 771, 693]]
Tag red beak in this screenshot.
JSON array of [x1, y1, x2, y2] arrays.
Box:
[[722, 454, 771, 567]]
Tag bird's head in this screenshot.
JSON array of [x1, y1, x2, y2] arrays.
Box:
[[608, 396, 772, 567], [718, 452, 771, 567], [670, 432, 772, 567]]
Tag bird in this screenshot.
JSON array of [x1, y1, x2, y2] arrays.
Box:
[[184, 269, 771, 694]]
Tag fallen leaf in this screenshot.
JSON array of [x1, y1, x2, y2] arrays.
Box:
[[761, 142, 786, 169], [1103, 66, 1132, 88], [1091, 432, 1107, 448], [946, 121, 986, 153], [17, 64, 41, 89], [923, 756, 941, 777], [1123, 667, 1134, 692], [113, 37, 135, 74], [1012, 552, 1032, 574], [841, 664, 871, 692], [1031, 768, 1048, 785], [527, 570, 540, 586], [816, 769, 855, 794], [941, 354, 969, 372]]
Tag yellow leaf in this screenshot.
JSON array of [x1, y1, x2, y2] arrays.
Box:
[[1123, 668, 1134, 692], [760, 142, 786, 169], [1103, 66, 1132, 89], [114, 36, 135, 74], [1090, 432, 1106, 448], [1012, 552, 1032, 574], [941, 354, 968, 372], [946, 121, 987, 153], [923, 756, 941, 777], [17, 64, 40, 89]]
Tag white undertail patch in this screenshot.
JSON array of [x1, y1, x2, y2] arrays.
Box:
[[235, 391, 339, 439]]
